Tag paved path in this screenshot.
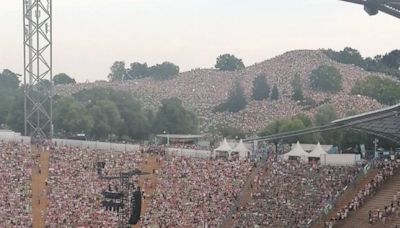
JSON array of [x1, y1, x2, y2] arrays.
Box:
[[32, 146, 49, 228], [134, 155, 162, 227]]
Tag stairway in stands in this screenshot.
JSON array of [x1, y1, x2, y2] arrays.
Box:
[[312, 168, 378, 228], [340, 171, 400, 228]]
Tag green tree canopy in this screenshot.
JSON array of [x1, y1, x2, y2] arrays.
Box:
[[310, 65, 342, 92], [108, 61, 127, 81], [214, 80, 247, 113], [89, 99, 123, 139], [6, 90, 24, 133], [0, 69, 20, 125], [314, 104, 337, 126], [149, 62, 180, 80], [53, 97, 93, 135], [215, 54, 245, 71], [260, 114, 315, 143], [252, 74, 270, 101], [292, 73, 304, 101], [152, 98, 198, 134], [352, 76, 400, 105], [54, 73, 76, 85], [382, 50, 400, 70], [323, 47, 400, 80], [270, 84, 279, 100], [127, 62, 149, 79]]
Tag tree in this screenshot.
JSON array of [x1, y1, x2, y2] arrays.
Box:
[[149, 62, 180, 80], [260, 115, 315, 144], [382, 50, 400, 70], [314, 104, 337, 126], [53, 97, 93, 135], [252, 74, 270, 101], [0, 69, 20, 125], [214, 80, 247, 113], [215, 54, 245, 71], [6, 90, 25, 133], [270, 84, 279, 100], [292, 73, 304, 101], [109, 91, 150, 139], [352, 76, 400, 105], [127, 62, 149, 79], [0, 69, 20, 90], [310, 65, 342, 92], [90, 99, 123, 139], [152, 98, 197, 134], [108, 61, 127, 81], [54, 73, 76, 85]]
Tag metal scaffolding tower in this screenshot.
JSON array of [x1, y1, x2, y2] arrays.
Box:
[[23, 0, 53, 140]]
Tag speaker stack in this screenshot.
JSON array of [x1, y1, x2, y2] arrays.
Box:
[[128, 188, 142, 225]]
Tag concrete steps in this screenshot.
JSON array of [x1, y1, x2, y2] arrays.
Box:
[[312, 169, 378, 228], [340, 172, 400, 228]]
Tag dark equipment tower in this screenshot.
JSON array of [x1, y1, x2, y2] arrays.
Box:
[[23, 0, 53, 140]]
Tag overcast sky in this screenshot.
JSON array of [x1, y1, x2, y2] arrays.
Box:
[[0, 0, 399, 82]]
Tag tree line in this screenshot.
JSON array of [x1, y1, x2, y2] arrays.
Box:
[[324, 47, 400, 79], [107, 53, 246, 81], [0, 69, 198, 141]]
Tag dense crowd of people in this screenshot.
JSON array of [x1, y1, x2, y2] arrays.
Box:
[[233, 159, 360, 228], [55, 50, 385, 132], [3, 139, 400, 227], [45, 146, 142, 227], [141, 156, 252, 227], [0, 142, 32, 227], [325, 159, 400, 227]]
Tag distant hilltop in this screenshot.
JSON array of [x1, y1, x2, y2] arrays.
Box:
[[56, 49, 393, 132]]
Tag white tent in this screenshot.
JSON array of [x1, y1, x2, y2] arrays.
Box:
[[283, 141, 308, 162], [232, 139, 250, 160], [308, 142, 328, 158], [214, 138, 233, 158]]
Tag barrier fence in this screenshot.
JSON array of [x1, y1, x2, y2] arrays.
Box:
[[0, 134, 139, 152]]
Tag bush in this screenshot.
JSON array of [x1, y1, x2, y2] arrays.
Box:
[[215, 54, 245, 71], [310, 65, 342, 92], [352, 76, 400, 105]]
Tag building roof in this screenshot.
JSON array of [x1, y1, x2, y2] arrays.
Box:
[[156, 134, 205, 139]]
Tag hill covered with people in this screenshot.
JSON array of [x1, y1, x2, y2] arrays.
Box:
[[55, 49, 396, 134]]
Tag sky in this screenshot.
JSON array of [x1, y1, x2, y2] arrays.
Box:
[[0, 0, 399, 82]]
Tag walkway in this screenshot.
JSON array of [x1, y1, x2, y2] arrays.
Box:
[[340, 172, 400, 228], [221, 159, 270, 228], [312, 168, 379, 228], [32, 146, 50, 228], [134, 154, 162, 227]]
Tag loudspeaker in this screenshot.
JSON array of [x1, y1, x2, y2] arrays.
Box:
[[128, 189, 142, 225]]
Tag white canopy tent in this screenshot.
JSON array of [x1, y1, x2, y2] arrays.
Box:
[[308, 142, 328, 158], [283, 141, 309, 162], [214, 138, 233, 158], [232, 139, 250, 160]]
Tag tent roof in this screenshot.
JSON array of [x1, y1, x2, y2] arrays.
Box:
[[309, 142, 328, 157], [285, 141, 308, 157], [214, 138, 232, 152], [297, 143, 333, 152], [233, 139, 250, 153]]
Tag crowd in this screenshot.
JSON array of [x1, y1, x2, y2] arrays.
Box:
[[55, 50, 386, 133], [140, 156, 252, 227], [233, 159, 360, 228], [367, 196, 400, 226], [45, 146, 142, 227], [325, 159, 400, 227], [0, 142, 32, 227]]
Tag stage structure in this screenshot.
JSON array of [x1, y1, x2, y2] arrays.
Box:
[[23, 0, 53, 140], [340, 0, 400, 19]]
